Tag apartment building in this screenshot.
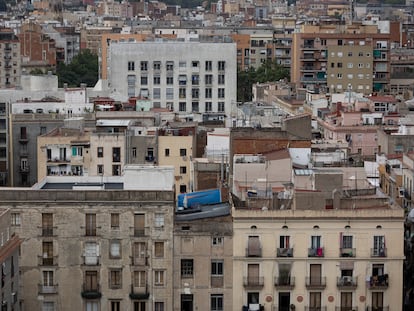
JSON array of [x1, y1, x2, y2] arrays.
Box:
[[291, 23, 391, 94], [0, 101, 8, 186], [0, 28, 21, 89], [232, 168, 404, 311], [0, 208, 21, 311], [2, 174, 175, 311], [173, 206, 233, 311], [107, 40, 237, 117]]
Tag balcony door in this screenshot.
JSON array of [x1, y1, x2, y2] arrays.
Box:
[[248, 264, 260, 285], [372, 292, 384, 311], [310, 264, 322, 285], [279, 292, 290, 311], [309, 292, 321, 311], [340, 292, 352, 311]]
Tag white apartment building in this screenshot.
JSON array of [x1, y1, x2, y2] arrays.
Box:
[[107, 41, 237, 118]]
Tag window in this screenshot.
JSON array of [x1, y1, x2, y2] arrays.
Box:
[[192, 74, 199, 85], [205, 88, 212, 99], [205, 74, 213, 85], [10, 213, 21, 226], [347, 63, 353, 68], [72, 146, 83, 156], [218, 74, 225, 84], [166, 61, 174, 71], [42, 302, 55, 311], [337, 62, 343, 68], [192, 61, 199, 68], [205, 102, 212, 112], [154, 76, 161, 84], [218, 61, 225, 71], [42, 213, 53, 236], [132, 147, 137, 158], [166, 76, 174, 85], [111, 301, 120, 311], [155, 213, 164, 228], [181, 259, 194, 278], [86, 301, 98, 311], [84, 242, 99, 265], [205, 61, 212, 71], [373, 235, 386, 256], [342, 235, 353, 248], [180, 166, 187, 174], [212, 237, 223, 246], [179, 61, 187, 68], [180, 149, 187, 156], [192, 88, 199, 99], [180, 185, 187, 193], [97, 147, 103, 158], [43, 270, 54, 288], [179, 75, 187, 85], [153, 61, 161, 70], [165, 149, 170, 157], [218, 88, 225, 98], [218, 102, 225, 112], [85, 213, 96, 236], [311, 235, 321, 248], [166, 88, 173, 99], [128, 61, 135, 71], [140, 75, 148, 85], [97, 165, 104, 175], [111, 213, 119, 229], [134, 214, 145, 236], [132, 242, 146, 265], [179, 88, 186, 99], [211, 260, 223, 276], [110, 240, 121, 258], [112, 165, 121, 176], [154, 270, 164, 286], [42, 241, 53, 265], [40, 126, 47, 135], [109, 269, 122, 288], [133, 270, 146, 287], [247, 236, 261, 257], [140, 61, 148, 71], [279, 235, 290, 248], [211, 294, 223, 311], [134, 301, 146, 311], [179, 102, 186, 112], [153, 88, 160, 99], [154, 242, 164, 258], [348, 52, 353, 57], [154, 302, 164, 311]]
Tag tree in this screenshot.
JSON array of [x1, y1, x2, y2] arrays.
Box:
[[56, 49, 98, 87], [237, 60, 290, 102]]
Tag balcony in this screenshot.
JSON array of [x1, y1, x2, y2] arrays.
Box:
[[131, 227, 147, 237], [82, 255, 100, 266], [246, 246, 262, 257], [305, 307, 327, 311], [38, 256, 58, 266], [340, 248, 356, 257], [131, 256, 147, 266], [38, 284, 58, 294], [308, 247, 324, 257], [337, 276, 357, 289], [305, 277, 326, 289], [81, 284, 102, 299], [47, 157, 70, 164], [335, 307, 358, 311], [129, 284, 149, 300], [368, 274, 389, 289], [371, 248, 387, 257], [40, 226, 56, 237], [366, 307, 389, 311], [277, 248, 293, 257], [211, 275, 224, 287], [274, 276, 295, 289], [243, 276, 264, 289]]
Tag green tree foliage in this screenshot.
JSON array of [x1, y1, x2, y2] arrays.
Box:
[[237, 60, 290, 102], [56, 49, 98, 87]]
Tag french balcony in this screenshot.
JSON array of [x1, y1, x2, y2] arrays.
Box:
[[38, 284, 58, 294], [81, 284, 102, 299], [82, 255, 100, 266], [335, 307, 358, 311], [305, 307, 327, 311], [38, 256, 58, 266], [211, 275, 224, 287], [277, 248, 293, 257], [131, 227, 148, 237], [340, 248, 356, 257], [371, 248, 387, 257], [308, 247, 324, 257], [368, 274, 389, 289], [40, 226, 56, 237], [274, 276, 295, 289], [129, 284, 149, 300], [131, 256, 147, 266], [305, 277, 326, 289], [246, 246, 262, 257], [243, 276, 264, 289], [366, 307, 389, 311], [337, 276, 357, 289]]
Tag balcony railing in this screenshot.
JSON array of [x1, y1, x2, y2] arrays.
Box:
[[305, 307, 327, 311], [41, 227, 56, 237], [131, 256, 147, 266], [305, 277, 326, 289], [131, 227, 147, 237], [277, 248, 293, 257], [371, 248, 387, 257], [337, 276, 357, 288], [81, 284, 102, 299], [340, 248, 356, 257], [246, 247, 262, 257], [38, 256, 58, 266], [274, 276, 295, 288], [308, 247, 324, 257], [129, 284, 149, 300], [38, 284, 58, 294], [335, 307, 358, 311], [368, 274, 389, 289], [243, 276, 264, 288]]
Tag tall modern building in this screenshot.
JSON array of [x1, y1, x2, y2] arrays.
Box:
[[107, 40, 237, 118]]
